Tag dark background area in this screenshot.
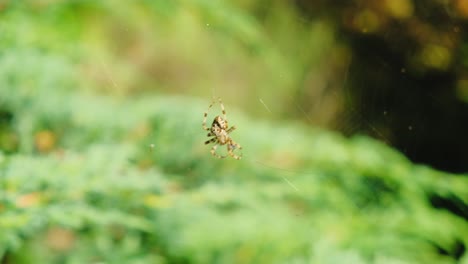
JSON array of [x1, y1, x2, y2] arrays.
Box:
[[291, 0, 468, 173]]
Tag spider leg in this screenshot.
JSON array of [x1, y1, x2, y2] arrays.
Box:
[[215, 97, 227, 121], [211, 144, 228, 159], [202, 98, 217, 131], [204, 137, 217, 145], [227, 141, 243, 160], [226, 125, 236, 134], [207, 132, 214, 137]]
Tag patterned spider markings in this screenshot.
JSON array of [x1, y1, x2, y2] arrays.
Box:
[[202, 97, 243, 160]]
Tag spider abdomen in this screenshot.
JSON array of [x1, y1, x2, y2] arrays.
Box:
[[212, 116, 228, 130]]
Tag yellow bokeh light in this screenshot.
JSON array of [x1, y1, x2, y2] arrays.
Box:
[[420, 44, 451, 70], [385, 0, 414, 19], [354, 9, 381, 33]]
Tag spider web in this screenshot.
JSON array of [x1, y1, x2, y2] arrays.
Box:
[[206, 58, 391, 193], [200, 53, 416, 225], [91, 2, 422, 214]]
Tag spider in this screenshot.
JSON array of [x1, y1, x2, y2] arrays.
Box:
[[202, 97, 243, 160]]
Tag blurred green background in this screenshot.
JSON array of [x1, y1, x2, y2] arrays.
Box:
[[1, 1, 468, 263]]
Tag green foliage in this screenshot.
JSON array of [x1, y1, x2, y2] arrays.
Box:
[[1, 1, 467, 264], [1, 47, 467, 263]]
